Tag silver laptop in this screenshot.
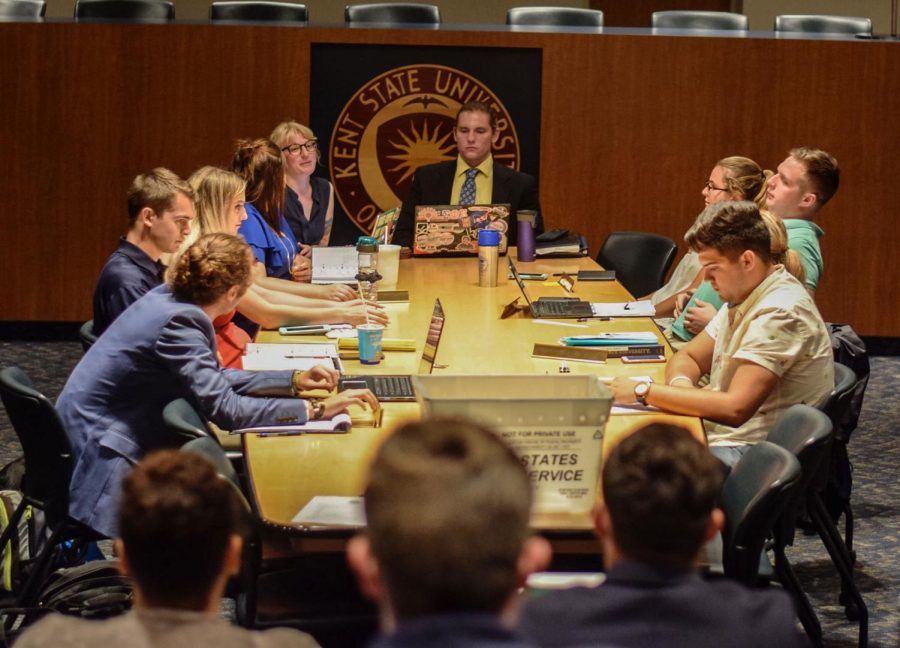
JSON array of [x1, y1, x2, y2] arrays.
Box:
[[508, 258, 593, 319], [338, 298, 446, 402]]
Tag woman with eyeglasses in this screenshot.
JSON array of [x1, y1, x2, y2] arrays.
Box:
[[270, 121, 334, 256], [651, 157, 770, 338]]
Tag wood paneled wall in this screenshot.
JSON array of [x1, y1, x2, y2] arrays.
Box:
[[0, 24, 897, 335]]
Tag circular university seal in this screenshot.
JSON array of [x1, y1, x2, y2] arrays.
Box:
[[329, 64, 521, 234]]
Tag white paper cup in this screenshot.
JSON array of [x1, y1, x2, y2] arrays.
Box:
[[379, 244, 401, 289]]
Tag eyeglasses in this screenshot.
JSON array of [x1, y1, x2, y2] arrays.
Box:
[[704, 180, 730, 193], [282, 141, 318, 155]]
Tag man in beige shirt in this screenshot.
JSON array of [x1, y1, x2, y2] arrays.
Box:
[[610, 200, 833, 466]]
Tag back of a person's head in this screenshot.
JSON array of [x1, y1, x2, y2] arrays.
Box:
[[167, 232, 252, 306], [685, 200, 772, 263], [364, 418, 531, 620], [127, 167, 193, 225], [789, 146, 840, 208], [717, 156, 770, 208], [230, 138, 283, 229], [602, 424, 722, 567], [118, 450, 242, 610]]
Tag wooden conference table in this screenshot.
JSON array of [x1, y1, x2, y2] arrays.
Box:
[[243, 251, 704, 553]]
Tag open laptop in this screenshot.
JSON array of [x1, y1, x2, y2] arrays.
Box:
[[412, 204, 510, 257], [508, 258, 594, 319], [338, 298, 446, 402]]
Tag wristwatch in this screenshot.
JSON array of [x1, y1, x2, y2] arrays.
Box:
[[634, 382, 651, 406], [309, 400, 326, 421]]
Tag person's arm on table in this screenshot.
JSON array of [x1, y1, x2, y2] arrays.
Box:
[[254, 263, 355, 301], [610, 331, 780, 427], [238, 283, 388, 329]]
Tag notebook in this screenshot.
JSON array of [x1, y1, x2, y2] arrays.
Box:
[[508, 258, 593, 319], [338, 298, 446, 402], [412, 204, 510, 256]]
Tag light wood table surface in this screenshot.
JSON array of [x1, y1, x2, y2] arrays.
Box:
[[246, 252, 704, 548]]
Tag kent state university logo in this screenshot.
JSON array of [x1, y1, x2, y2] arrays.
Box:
[[329, 64, 521, 233]]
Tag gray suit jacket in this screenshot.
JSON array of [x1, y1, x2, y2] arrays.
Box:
[[58, 285, 308, 537]]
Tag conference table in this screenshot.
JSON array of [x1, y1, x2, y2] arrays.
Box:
[[243, 250, 705, 557]]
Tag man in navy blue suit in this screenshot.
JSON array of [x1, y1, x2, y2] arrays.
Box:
[[347, 418, 552, 648], [518, 423, 809, 648], [393, 101, 541, 248]]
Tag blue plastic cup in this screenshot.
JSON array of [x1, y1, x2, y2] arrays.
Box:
[[358, 324, 384, 365]]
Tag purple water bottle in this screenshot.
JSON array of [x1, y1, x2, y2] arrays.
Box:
[[517, 210, 537, 262]]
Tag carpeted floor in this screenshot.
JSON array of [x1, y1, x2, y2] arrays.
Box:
[[0, 341, 897, 647]]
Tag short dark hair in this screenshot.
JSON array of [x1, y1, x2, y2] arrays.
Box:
[[684, 200, 772, 263], [126, 167, 193, 225], [118, 450, 243, 610], [456, 101, 498, 131], [602, 423, 722, 567], [364, 418, 531, 619], [789, 147, 840, 207]]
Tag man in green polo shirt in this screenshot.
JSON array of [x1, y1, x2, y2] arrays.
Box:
[[765, 146, 840, 296]]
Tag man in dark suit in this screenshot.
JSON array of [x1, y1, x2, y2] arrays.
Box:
[[518, 423, 809, 648], [393, 101, 541, 248], [346, 418, 552, 647]]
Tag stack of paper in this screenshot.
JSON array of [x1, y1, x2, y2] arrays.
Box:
[[242, 343, 342, 372], [311, 247, 358, 284]]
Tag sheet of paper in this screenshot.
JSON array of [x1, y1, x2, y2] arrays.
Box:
[[590, 300, 656, 317], [291, 495, 366, 528], [242, 343, 341, 372], [232, 413, 352, 435], [311, 246, 358, 284]]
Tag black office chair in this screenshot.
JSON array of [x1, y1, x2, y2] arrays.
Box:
[[506, 6, 603, 27], [775, 14, 872, 36], [344, 2, 439, 25], [595, 231, 677, 298], [0, 367, 106, 611], [210, 1, 307, 23], [74, 0, 174, 21], [163, 398, 245, 483], [720, 441, 801, 587], [767, 404, 868, 647], [78, 320, 97, 353], [0, 0, 45, 17], [179, 438, 376, 639], [651, 10, 748, 31]]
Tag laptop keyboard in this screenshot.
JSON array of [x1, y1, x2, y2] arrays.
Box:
[[373, 375, 414, 398]]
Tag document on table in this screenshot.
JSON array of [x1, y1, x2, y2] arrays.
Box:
[[232, 413, 352, 435], [311, 246, 358, 284], [590, 300, 656, 317], [292, 496, 366, 529], [242, 343, 342, 372]]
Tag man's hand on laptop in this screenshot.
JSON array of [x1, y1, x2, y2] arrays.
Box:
[[323, 389, 380, 418]]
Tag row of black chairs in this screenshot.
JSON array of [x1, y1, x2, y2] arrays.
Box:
[[0, 0, 876, 36]]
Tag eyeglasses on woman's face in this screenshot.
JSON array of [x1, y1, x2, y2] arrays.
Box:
[[282, 140, 318, 155]]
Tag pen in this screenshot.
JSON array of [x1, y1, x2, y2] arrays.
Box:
[[576, 317, 611, 322], [258, 430, 306, 438], [552, 272, 579, 276]]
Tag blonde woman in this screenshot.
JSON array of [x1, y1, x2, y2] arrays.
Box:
[[270, 120, 333, 255], [185, 167, 388, 363]]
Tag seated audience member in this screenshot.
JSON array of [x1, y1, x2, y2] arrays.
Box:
[[519, 423, 808, 648], [16, 451, 318, 648], [393, 101, 542, 248], [93, 168, 194, 335], [765, 146, 839, 296], [652, 156, 769, 322], [270, 121, 334, 253], [233, 138, 306, 281], [609, 201, 833, 466], [673, 147, 839, 340], [57, 233, 377, 537], [185, 167, 385, 367], [347, 418, 552, 647]]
